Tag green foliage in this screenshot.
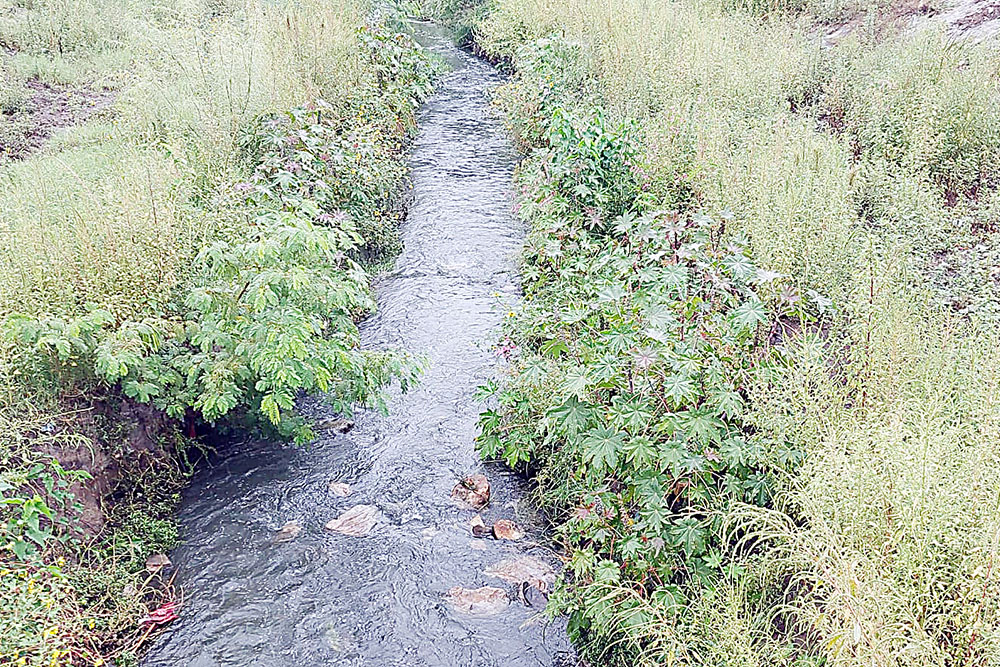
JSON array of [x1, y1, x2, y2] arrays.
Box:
[[0, 459, 89, 560], [1, 460, 89, 560], [404, 0, 492, 44], [4, 44, 436, 442], [1, 561, 81, 666], [6, 193, 418, 441], [477, 87, 818, 663], [543, 108, 642, 221], [476, 1, 1000, 665], [0, 1, 439, 664], [822, 30, 1000, 205]]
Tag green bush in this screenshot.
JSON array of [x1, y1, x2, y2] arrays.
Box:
[[477, 42, 826, 660]]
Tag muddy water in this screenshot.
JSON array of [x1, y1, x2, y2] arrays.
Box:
[[142, 23, 572, 667]]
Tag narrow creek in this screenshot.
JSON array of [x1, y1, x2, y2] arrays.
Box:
[[142, 23, 572, 667]]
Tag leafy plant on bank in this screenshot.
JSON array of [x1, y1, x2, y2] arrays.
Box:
[[1, 10, 439, 667], [1, 460, 89, 560], [6, 109, 418, 445], [4, 26, 439, 448], [477, 51, 824, 664]]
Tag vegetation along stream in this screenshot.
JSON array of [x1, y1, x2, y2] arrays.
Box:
[[141, 22, 572, 667]]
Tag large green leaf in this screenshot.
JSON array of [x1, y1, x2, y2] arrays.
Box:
[[730, 297, 768, 332], [581, 427, 625, 473], [546, 396, 596, 436], [671, 518, 706, 557]]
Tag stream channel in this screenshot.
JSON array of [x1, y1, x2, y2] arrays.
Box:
[[142, 21, 573, 667]]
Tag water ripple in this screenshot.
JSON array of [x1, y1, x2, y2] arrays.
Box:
[[143, 22, 572, 667]]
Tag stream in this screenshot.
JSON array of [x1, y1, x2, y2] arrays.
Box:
[[142, 22, 572, 667]]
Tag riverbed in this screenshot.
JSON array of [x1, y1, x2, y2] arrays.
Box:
[[141, 21, 572, 667]]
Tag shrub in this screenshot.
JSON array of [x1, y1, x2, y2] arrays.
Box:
[[0, 2, 439, 663], [478, 53, 825, 659]]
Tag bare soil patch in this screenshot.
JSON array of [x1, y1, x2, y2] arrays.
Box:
[[1, 78, 115, 160], [940, 0, 1000, 39], [820, 0, 1000, 46]]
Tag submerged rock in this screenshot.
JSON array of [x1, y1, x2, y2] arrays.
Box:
[[518, 581, 550, 608], [328, 481, 352, 497], [316, 417, 354, 433], [445, 586, 509, 615], [451, 474, 490, 509], [491, 519, 524, 541], [484, 556, 555, 591], [470, 514, 489, 537], [274, 520, 302, 542], [325, 505, 380, 537]]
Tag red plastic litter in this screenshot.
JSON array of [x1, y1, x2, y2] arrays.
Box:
[[138, 601, 179, 627]]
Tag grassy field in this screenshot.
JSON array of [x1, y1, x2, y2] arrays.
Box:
[[425, 0, 1000, 665], [5, 0, 1000, 664], [0, 0, 437, 663]]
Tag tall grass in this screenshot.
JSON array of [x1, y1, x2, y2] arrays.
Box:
[[0, 0, 368, 322], [471, 0, 1000, 663]]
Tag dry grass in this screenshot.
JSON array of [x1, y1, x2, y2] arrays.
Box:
[[0, 0, 368, 322]]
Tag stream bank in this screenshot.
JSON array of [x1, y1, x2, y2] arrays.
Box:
[[141, 22, 572, 667]]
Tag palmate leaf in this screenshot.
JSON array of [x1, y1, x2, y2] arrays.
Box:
[[678, 409, 725, 445], [603, 326, 635, 354], [609, 394, 654, 432], [659, 442, 686, 476], [521, 357, 551, 385], [622, 435, 656, 467], [560, 306, 589, 324], [589, 354, 620, 384], [581, 427, 625, 474], [709, 388, 744, 417], [642, 301, 677, 329], [775, 441, 806, 467], [540, 338, 570, 358], [744, 473, 771, 505], [546, 395, 596, 436], [660, 263, 688, 289], [723, 252, 755, 281], [641, 501, 670, 535], [730, 297, 768, 332], [597, 282, 628, 303], [670, 517, 706, 557], [662, 374, 699, 407], [560, 365, 590, 398], [720, 437, 750, 467]]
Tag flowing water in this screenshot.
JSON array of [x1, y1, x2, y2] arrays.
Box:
[[143, 22, 573, 667]]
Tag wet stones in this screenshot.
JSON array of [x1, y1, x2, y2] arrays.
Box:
[[445, 586, 509, 615], [469, 514, 525, 541], [451, 473, 490, 509], [518, 581, 549, 608], [274, 520, 302, 542], [316, 417, 354, 434], [491, 519, 524, 541], [483, 556, 555, 591], [328, 481, 352, 497], [470, 514, 489, 537], [447, 474, 556, 615], [325, 505, 381, 537]]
